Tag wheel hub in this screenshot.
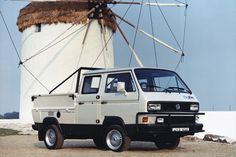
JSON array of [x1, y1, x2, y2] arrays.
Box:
[[106, 129, 122, 150], [45, 129, 56, 147]]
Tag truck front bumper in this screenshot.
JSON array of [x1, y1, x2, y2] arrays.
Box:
[[136, 112, 204, 137]]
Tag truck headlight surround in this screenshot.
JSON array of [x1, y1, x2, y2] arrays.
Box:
[[190, 104, 199, 111], [195, 115, 199, 123], [147, 103, 161, 111]]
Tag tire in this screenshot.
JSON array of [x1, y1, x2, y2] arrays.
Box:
[[155, 138, 180, 149], [104, 125, 131, 152], [44, 124, 64, 149], [93, 137, 105, 149]]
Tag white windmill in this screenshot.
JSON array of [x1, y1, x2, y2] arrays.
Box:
[[11, 0, 187, 123]]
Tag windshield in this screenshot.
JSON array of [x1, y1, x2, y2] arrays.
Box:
[[134, 69, 191, 93]]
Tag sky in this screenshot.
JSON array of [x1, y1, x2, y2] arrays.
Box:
[[0, 0, 236, 114]]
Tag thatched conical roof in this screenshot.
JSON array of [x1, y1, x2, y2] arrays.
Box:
[[17, 2, 116, 32]]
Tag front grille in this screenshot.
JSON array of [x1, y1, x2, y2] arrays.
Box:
[[161, 102, 190, 112], [148, 101, 198, 112]]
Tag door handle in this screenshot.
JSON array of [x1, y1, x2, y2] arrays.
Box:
[[101, 101, 107, 104], [78, 102, 84, 105]]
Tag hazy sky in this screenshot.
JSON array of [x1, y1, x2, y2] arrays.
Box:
[[0, 0, 236, 114]]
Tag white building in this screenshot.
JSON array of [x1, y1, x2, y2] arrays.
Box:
[[17, 2, 116, 123]]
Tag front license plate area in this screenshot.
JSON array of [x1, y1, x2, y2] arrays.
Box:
[[172, 127, 189, 132]]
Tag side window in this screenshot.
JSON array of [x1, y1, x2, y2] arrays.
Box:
[[82, 76, 101, 94], [105, 73, 136, 93]]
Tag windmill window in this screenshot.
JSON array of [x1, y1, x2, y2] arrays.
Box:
[[35, 24, 41, 32]]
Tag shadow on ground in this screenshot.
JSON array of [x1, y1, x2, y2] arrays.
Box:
[[34, 140, 187, 152]]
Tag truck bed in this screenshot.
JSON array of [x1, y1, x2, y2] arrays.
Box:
[[32, 93, 77, 124]]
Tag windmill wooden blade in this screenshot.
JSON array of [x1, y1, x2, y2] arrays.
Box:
[[115, 21, 144, 67], [111, 1, 186, 7], [113, 12, 184, 56]]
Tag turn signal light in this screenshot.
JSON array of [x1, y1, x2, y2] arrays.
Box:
[[142, 117, 148, 123], [138, 115, 156, 124]]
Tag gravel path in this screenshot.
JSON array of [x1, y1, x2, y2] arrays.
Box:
[[0, 135, 236, 157]]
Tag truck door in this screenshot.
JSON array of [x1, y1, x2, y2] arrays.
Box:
[[77, 75, 102, 124], [101, 72, 139, 124]]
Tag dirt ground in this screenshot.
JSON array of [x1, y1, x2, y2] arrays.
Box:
[[0, 135, 236, 157]]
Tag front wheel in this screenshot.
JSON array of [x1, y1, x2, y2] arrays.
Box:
[[155, 138, 180, 149], [104, 125, 131, 152], [44, 124, 64, 149]]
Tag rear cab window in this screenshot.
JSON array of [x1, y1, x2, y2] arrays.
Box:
[[82, 75, 101, 94]]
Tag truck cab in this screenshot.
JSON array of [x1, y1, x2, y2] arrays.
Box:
[[32, 67, 204, 152]]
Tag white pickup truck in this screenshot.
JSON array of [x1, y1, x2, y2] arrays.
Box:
[[32, 67, 204, 152]]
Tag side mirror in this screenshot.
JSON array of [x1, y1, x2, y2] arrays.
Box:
[[117, 82, 128, 96]]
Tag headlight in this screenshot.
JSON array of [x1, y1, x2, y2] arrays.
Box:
[[147, 104, 161, 111], [190, 104, 199, 111]]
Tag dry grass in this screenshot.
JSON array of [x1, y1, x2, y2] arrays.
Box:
[[0, 128, 19, 136], [17, 2, 116, 32]]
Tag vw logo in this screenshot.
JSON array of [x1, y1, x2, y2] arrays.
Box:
[[176, 104, 181, 110]]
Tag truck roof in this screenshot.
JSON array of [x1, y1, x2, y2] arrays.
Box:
[[83, 67, 134, 75], [83, 67, 175, 75], [48, 67, 177, 94]]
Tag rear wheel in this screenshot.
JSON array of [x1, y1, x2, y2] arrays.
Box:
[[155, 138, 180, 149], [44, 124, 64, 149], [104, 125, 130, 152]]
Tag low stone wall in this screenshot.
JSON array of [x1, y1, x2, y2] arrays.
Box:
[[203, 134, 236, 144]]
